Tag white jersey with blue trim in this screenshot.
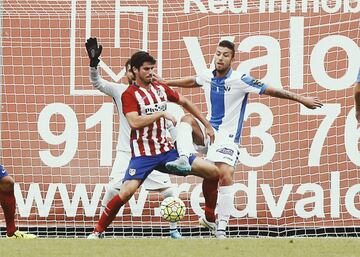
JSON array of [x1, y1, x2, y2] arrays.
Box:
[[196, 68, 267, 144]]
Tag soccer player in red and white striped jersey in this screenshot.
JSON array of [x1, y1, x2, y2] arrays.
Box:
[[0, 165, 37, 239], [86, 37, 186, 238], [87, 50, 221, 239]]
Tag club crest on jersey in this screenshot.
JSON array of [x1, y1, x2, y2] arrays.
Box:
[[224, 84, 231, 91], [216, 147, 234, 156], [129, 168, 136, 176], [156, 89, 164, 98]]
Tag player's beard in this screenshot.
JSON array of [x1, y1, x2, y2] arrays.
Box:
[[139, 75, 152, 86], [215, 64, 230, 75]]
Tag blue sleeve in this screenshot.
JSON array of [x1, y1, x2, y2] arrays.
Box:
[[357, 69, 360, 83], [0, 164, 9, 178], [241, 74, 268, 94]]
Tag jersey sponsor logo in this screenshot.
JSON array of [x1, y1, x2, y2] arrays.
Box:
[[129, 168, 136, 176], [216, 147, 234, 156], [144, 102, 167, 114], [251, 79, 264, 88]]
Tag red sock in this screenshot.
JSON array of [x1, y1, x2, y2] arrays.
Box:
[[202, 179, 218, 222], [0, 189, 17, 236], [95, 194, 125, 233]]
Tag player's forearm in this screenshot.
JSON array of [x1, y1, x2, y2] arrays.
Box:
[[89, 67, 114, 96], [90, 67, 125, 97], [180, 97, 211, 129], [126, 112, 165, 130], [263, 86, 304, 103], [165, 76, 197, 88]]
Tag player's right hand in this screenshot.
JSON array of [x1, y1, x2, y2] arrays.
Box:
[[85, 37, 103, 68]]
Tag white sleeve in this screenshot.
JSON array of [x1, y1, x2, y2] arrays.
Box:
[[195, 69, 211, 87], [89, 67, 126, 97], [239, 74, 268, 95]]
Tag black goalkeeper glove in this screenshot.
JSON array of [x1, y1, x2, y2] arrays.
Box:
[[85, 37, 103, 68]]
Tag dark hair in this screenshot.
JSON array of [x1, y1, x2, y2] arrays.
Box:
[[124, 58, 134, 85], [130, 51, 156, 71], [218, 40, 235, 58], [124, 58, 131, 69]]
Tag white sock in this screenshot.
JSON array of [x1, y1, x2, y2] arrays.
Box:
[[217, 185, 234, 231], [100, 184, 120, 214], [175, 122, 194, 158], [170, 222, 177, 230]]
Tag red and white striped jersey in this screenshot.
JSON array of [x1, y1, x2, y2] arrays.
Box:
[[122, 81, 180, 157]]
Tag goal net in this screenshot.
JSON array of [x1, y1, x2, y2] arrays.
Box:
[[0, 0, 359, 238]]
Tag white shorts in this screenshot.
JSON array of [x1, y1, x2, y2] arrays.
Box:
[[109, 150, 173, 190], [194, 120, 240, 167]]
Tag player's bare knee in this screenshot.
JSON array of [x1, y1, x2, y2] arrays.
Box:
[[119, 190, 132, 202], [219, 175, 233, 186], [218, 164, 234, 186], [0, 175, 15, 192], [119, 180, 141, 201], [180, 113, 195, 124]]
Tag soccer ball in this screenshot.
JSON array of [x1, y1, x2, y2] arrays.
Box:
[[160, 196, 186, 222]]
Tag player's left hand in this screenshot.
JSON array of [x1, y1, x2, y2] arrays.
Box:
[[302, 97, 323, 109], [152, 73, 165, 83], [205, 125, 215, 144]]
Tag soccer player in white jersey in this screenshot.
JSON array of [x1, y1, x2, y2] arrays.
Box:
[[0, 165, 37, 239], [86, 38, 184, 239], [354, 69, 360, 123], [86, 44, 221, 239], [165, 40, 323, 238]]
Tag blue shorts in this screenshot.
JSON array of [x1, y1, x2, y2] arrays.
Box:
[[0, 164, 9, 179], [123, 149, 195, 181]]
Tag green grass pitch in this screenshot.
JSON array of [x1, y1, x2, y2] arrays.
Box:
[[1, 238, 360, 257]]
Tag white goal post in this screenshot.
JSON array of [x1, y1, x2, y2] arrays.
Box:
[[0, 0, 359, 238]]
